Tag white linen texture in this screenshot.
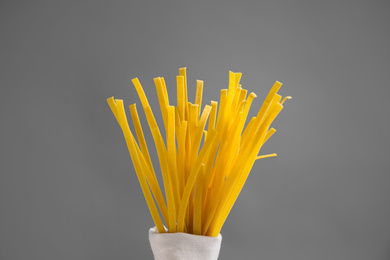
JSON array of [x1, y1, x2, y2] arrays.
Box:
[[149, 227, 222, 260]]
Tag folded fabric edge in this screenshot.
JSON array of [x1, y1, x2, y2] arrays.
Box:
[[148, 226, 222, 260]]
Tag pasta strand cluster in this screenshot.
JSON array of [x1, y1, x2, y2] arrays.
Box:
[[107, 68, 290, 237]]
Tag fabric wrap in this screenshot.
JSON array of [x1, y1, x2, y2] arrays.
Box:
[[149, 227, 222, 260]]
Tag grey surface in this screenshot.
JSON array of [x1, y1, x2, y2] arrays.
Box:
[[1, 0, 389, 259]]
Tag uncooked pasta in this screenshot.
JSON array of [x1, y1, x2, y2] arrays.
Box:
[[107, 68, 290, 237]]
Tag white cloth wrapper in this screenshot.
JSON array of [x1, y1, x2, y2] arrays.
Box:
[[149, 227, 222, 260]]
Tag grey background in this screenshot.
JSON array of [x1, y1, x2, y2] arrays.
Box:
[[1, 0, 389, 259]]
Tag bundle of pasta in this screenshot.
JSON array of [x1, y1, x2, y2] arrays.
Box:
[[107, 68, 290, 237]]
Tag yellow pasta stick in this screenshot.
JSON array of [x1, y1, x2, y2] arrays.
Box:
[[129, 104, 169, 222], [281, 96, 292, 105], [177, 121, 187, 197], [274, 94, 282, 104], [202, 135, 243, 235], [174, 106, 181, 126], [241, 117, 255, 146], [219, 72, 235, 137], [240, 92, 257, 143], [184, 122, 192, 183], [154, 77, 169, 134], [237, 100, 246, 115], [222, 129, 241, 179], [206, 126, 268, 236], [225, 110, 244, 143], [262, 97, 282, 126], [228, 71, 236, 94], [255, 81, 282, 121], [215, 89, 227, 133], [179, 67, 189, 120], [201, 186, 215, 235], [193, 164, 205, 235], [201, 185, 223, 235], [136, 147, 169, 224], [241, 94, 278, 153], [200, 150, 235, 233], [232, 87, 242, 114], [208, 101, 218, 133], [189, 105, 212, 167], [131, 78, 150, 108], [195, 80, 203, 117], [201, 130, 221, 197], [113, 100, 165, 233], [198, 105, 212, 130], [233, 134, 241, 162], [142, 105, 177, 228], [234, 72, 242, 90], [242, 92, 257, 120], [107, 97, 119, 123], [204, 103, 279, 235], [174, 107, 181, 139], [160, 77, 170, 107], [224, 113, 245, 178], [237, 89, 247, 110], [204, 90, 258, 233], [177, 129, 217, 232], [132, 79, 168, 153], [177, 75, 185, 122], [129, 104, 154, 178], [214, 102, 243, 184], [210, 144, 228, 194], [167, 106, 180, 212], [201, 176, 212, 219], [189, 103, 199, 129], [256, 153, 277, 160], [152, 127, 177, 233], [143, 105, 158, 129], [264, 128, 276, 144], [187, 104, 199, 167], [188, 104, 211, 231], [188, 189, 194, 233], [132, 77, 168, 140], [209, 104, 284, 236]]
